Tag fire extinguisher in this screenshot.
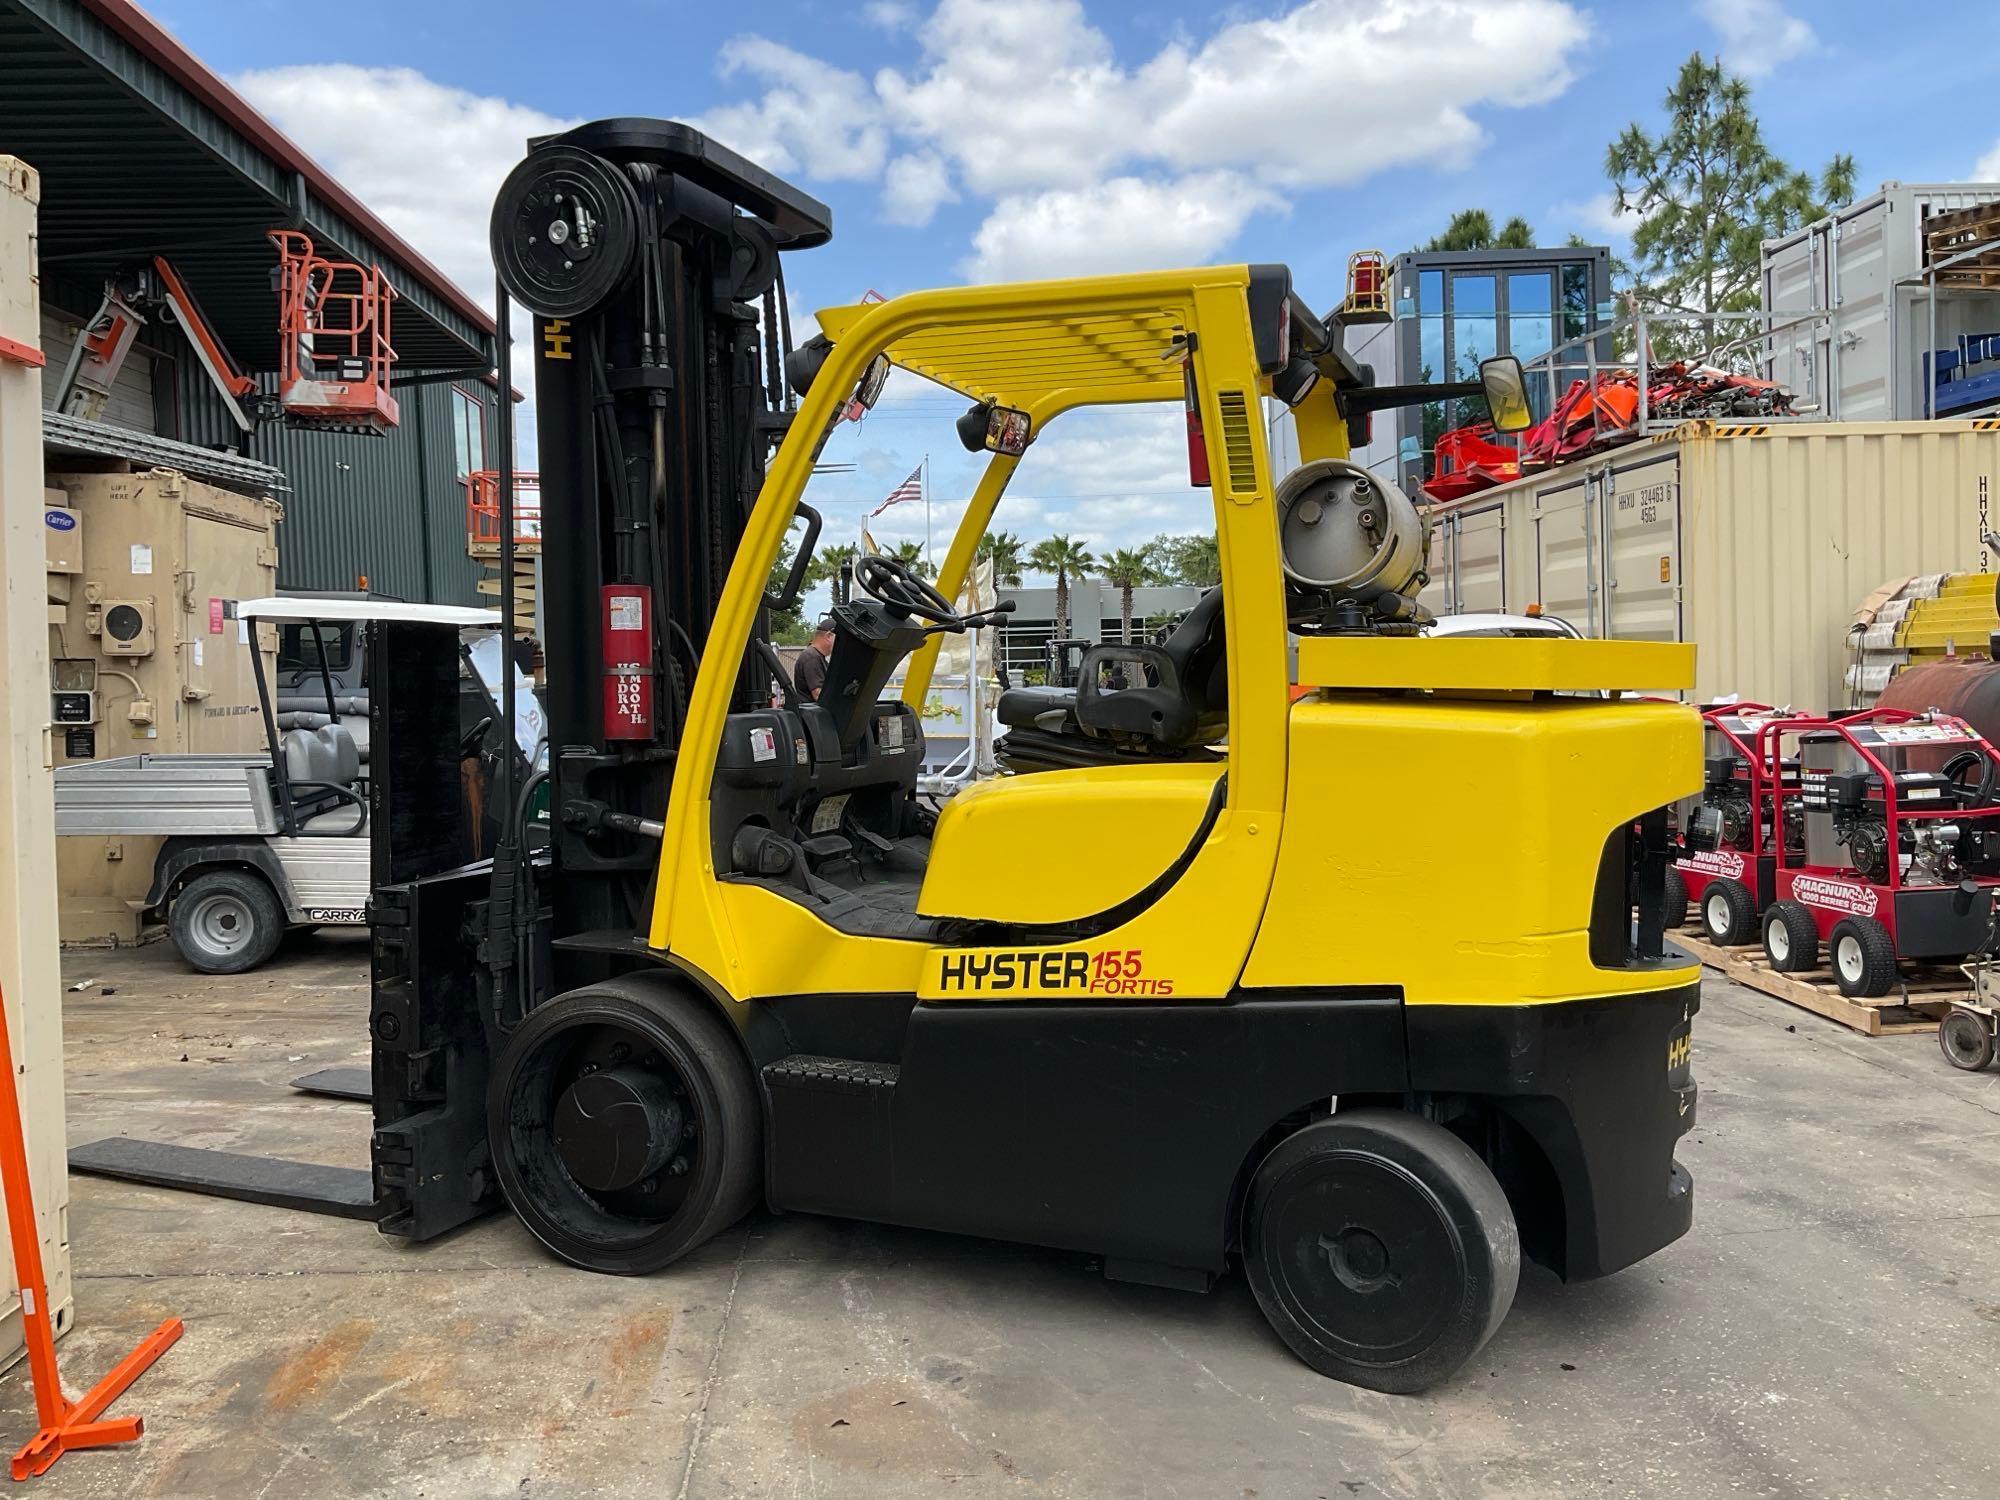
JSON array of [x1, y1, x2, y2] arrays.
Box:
[[601, 584, 655, 740]]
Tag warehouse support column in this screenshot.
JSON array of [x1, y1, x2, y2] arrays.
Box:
[[0, 159, 74, 1372]]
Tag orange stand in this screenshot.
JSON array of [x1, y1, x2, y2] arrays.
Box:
[[0, 981, 179, 1479]]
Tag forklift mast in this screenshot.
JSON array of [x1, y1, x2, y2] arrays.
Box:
[[493, 120, 831, 963]]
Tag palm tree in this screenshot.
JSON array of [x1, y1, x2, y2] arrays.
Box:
[[805, 542, 859, 603], [1099, 548, 1155, 643], [977, 530, 1025, 587], [1028, 534, 1095, 640], [888, 539, 936, 581]]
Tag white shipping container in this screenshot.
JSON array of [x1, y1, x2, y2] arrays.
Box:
[[1422, 419, 2000, 709], [1762, 183, 2000, 422]]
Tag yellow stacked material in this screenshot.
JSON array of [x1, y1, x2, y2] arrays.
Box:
[[1848, 572, 2000, 701]]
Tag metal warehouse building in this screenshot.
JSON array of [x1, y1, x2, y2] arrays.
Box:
[[1, 0, 500, 605]]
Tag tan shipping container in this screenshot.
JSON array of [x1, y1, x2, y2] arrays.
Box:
[[1423, 420, 2000, 709], [45, 468, 281, 944]]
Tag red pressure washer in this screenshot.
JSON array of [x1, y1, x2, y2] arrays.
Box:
[[1755, 708, 2000, 997], [1667, 704, 1812, 944]]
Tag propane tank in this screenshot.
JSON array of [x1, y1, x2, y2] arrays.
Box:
[[1275, 459, 1429, 624]]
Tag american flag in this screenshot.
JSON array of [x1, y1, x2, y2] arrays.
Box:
[[869, 464, 924, 516]]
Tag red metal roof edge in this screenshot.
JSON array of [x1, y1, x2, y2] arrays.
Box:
[[80, 0, 497, 343]]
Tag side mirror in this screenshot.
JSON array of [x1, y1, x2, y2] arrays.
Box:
[[956, 401, 1033, 457], [851, 353, 891, 414], [1479, 355, 1532, 433]]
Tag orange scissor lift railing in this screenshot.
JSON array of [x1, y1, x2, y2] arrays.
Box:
[[465, 470, 542, 554], [267, 229, 401, 434]]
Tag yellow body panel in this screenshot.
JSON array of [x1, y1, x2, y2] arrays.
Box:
[[917, 763, 1224, 923], [1297, 637, 1696, 694], [1241, 692, 1701, 1003]]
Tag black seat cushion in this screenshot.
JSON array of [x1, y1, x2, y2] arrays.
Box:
[[996, 685, 1079, 730]]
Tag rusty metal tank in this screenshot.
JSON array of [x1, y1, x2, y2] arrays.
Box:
[[1877, 657, 2000, 767]]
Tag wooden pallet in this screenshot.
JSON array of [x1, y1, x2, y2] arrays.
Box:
[[1926, 203, 2000, 262], [1669, 926, 1956, 1036]]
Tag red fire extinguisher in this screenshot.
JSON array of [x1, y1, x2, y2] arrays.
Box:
[[602, 584, 655, 740]]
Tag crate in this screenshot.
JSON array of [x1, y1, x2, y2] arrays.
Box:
[[1669, 922, 1956, 1037], [1926, 202, 2000, 265]]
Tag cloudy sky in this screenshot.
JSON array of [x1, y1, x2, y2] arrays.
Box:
[[152, 0, 2000, 589]]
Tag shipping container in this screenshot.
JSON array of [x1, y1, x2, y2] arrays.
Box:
[[1422, 420, 2000, 709], [1762, 183, 2000, 422]]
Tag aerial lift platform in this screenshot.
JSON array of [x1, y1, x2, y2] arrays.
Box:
[[363, 119, 1703, 1393]]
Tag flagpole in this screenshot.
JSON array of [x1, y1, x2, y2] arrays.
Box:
[[923, 453, 931, 574]]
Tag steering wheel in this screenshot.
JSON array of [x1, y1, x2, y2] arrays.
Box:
[[855, 553, 964, 627]]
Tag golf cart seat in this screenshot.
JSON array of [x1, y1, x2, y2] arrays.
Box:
[[996, 588, 1228, 771], [280, 723, 368, 835]]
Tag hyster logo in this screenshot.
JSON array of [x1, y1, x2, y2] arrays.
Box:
[[1791, 876, 1879, 917], [936, 947, 1175, 997]]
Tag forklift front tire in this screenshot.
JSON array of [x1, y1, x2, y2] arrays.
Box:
[[1700, 878, 1758, 947], [1939, 1009, 1995, 1071], [1829, 917, 1898, 998], [1661, 866, 1688, 931], [170, 869, 285, 974], [489, 977, 762, 1276], [1241, 1110, 1519, 1395], [1761, 900, 1819, 973]]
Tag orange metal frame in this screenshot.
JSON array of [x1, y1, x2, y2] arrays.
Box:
[[0, 981, 179, 1480], [466, 468, 543, 549], [266, 229, 401, 430]]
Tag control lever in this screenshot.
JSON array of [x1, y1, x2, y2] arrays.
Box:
[[925, 598, 1017, 637]]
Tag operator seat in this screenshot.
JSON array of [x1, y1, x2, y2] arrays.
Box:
[[279, 723, 368, 834], [996, 587, 1228, 771]]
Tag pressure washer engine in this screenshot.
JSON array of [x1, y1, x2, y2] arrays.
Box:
[[1669, 703, 1808, 945]]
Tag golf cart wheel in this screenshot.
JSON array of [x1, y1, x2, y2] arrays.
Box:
[[1761, 900, 1819, 974], [1661, 866, 1688, 930], [170, 869, 284, 974], [1241, 1110, 1519, 1395], [1939, 1009, 1995, 1071], [489, 976, 761, 1276], [1700, 878, 1758, 947], [1829, 917, 1898, 998]]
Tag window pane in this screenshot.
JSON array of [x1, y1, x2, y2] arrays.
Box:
[[1510, 314, 1554, 365], [1451, 274, 1495, 316], [1419, 315, 1445, 384], [1419, 270, 1442, 313], [1508, 273, 1552, 314], [1562, 264, 1591, 341], [452, 390, 474, 478], [1453, 314, 1496, 378], [467, 400, 486, 474]]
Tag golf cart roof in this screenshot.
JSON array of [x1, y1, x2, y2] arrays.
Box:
[[814, 280, 1209, 410], [237, 598, 502, 628]]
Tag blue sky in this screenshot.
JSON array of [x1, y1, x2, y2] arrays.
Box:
[[150, 0, 2000, 587]]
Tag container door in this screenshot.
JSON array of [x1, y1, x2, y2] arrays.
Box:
[[1829, 206, 1892, 420], [1602, 455, 1682, 642], [181, 510, 278, 754], [1454, 504, 1507, 614], [1534, 475, 1595, 632]]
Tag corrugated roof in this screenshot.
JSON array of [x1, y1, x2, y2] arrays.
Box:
[[42, 408, 289, 493]]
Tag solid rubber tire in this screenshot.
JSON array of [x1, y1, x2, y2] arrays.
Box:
[[170, 868, 285, 974], [1939, 1009, 1995, 1071], [1761, 900, 1819, 974], [1241, 1110, 1519, 1395], [489, 976, 762, 1275]]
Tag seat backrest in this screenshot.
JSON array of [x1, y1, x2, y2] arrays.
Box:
[[281, 724, 358, 791], [320, 723, 362, 786], [1160, 587, 1227, 713]]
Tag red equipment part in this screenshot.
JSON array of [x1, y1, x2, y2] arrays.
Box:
[[0, 979, 181, 1479], [602, 584, 656, 740], [1757, 708, 2000, 994], [1424, 421, 1521, 502], [267, 229, 400, 433], [1672, 703, 1810, 942]]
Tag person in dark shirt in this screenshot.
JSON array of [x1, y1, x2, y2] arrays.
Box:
[[793, 617, 835, 700]]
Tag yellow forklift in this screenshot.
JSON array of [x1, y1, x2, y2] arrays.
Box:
[[365, 119, 1702, 1393]]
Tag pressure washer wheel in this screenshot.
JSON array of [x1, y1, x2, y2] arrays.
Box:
[[170, 869, 284, 975], [1829, 916, 1898, 999], [489, 977, 761, 1275], [1241, 1110, 1518, 1394], [1661, 866, 1688, 931], [1700, 878, 1757, 947], [1939, 1008, 1996, 1071], [1761, 900, 1819, 974]]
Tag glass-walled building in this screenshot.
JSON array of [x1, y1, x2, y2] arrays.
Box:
[[1342, 246, 1614, 495]]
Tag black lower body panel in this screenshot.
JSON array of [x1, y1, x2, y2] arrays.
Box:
[[1404, 981, 1700, 1280]]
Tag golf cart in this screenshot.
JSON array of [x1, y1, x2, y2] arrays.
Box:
[[54, 597, 511, 972]]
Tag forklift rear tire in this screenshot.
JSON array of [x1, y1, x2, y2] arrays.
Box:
[[170, 869, 285, 974], [489, 977, 761, 1276], [1829, 917, 1898, 998], [1761, 900, 1819, 973], [1661, 866, 1688, 930], [1938, 1010, 1995, 1071], [1241, 1110, 1519, 1395], [1700, 878, 1758, 947]]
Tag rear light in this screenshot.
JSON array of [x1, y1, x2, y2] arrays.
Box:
[[1184, 358, 1210, 488]]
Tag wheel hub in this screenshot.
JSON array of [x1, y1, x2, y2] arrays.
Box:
[[1319, 1227, 1399, 1293], [552, 1066, 684, 1193]]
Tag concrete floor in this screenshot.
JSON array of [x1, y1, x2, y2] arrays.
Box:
[[2, 933, 1997, 1498]]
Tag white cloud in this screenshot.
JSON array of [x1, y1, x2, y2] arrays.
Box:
[[1697, 0, 1816, 78], [881, 151, 958, 227], [1977, 141, 2000, 181], [1548, 191, 1633, 243], [864, 0, 919, 30], [693, 39, 889, 181], [965, 172, 1281, 282]]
